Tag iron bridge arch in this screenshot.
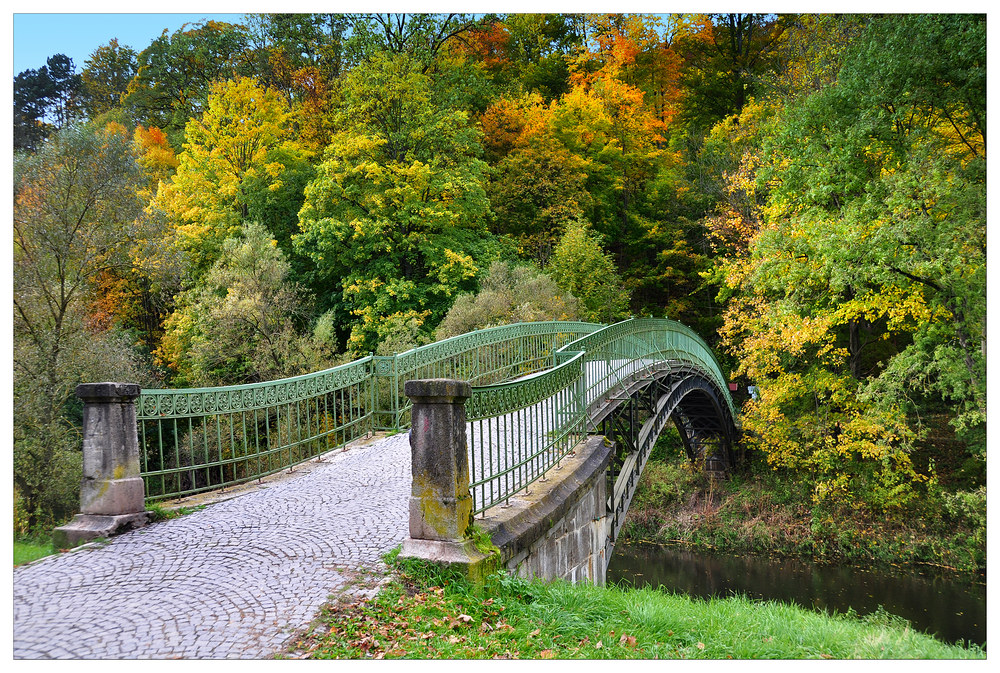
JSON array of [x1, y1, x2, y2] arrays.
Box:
[[582, 361, 740, 565]]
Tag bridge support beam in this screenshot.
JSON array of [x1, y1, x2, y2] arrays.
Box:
[[399, 379, 496, 581], [53, 383, 149, 548]]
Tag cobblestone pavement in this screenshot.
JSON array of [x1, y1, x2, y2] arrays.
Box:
[[13, 432, 411, 659]]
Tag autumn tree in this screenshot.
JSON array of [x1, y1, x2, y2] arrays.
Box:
[[13, 124, 153, 528], [123, 20, 251, 147], [154, 77, 311, 274], [716, 14, 986, 508], [295, 52, 496, 354], [80, 39, 138, 120]]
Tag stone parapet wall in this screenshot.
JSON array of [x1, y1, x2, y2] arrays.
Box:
[[479, 436, 613, 585]]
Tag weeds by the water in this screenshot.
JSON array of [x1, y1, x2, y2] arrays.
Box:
[[289, 550, 983, 660], [623, 431, 986, 575]]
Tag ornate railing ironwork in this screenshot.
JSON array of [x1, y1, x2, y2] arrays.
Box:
[[136, 318, 732, 506], [137, 321, 599, 500], [464, 318, 735, 513]]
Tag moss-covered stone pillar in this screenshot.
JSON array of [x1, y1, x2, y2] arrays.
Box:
[[399, 379, 494, 579], [52, 383, 149, 548]]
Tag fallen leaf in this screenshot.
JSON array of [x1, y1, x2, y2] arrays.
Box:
[[696, 642, 705, 650], [529, 629, 541, 637], [619, 634, 636, 647], [539, 649, 555, 659], [595, 641, 603, 650], [457, 614, 473, 623]]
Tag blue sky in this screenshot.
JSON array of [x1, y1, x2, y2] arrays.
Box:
[[13, 13, 248, 74]]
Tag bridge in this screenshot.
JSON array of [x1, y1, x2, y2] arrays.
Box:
[[52, 318, 738, 583], [20, 318, 738, 658]]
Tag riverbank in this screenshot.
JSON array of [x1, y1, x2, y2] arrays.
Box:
[[619, 433, 986, 576], [286, 550, 984, 659]]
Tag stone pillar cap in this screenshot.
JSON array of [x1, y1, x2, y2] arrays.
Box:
[[75, 382, 142, 400], [404, 379, 472, 402]]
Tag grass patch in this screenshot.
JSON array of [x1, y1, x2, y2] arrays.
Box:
[[145, 503, 207, 522], [288, 552, 983, 660], [14, 537, 55, 566]]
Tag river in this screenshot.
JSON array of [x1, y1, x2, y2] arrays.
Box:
[[606, 541, 986, 648]]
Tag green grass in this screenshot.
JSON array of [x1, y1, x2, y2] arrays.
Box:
[[145, 503, 207, 522], [14, 537, 55, 566], [287, 551, 984, 660]]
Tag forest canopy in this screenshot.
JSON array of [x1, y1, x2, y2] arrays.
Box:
[[13, 13, 985, 533]]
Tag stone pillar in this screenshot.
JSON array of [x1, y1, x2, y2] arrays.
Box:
[[398, 379, 494, 579], [53, 383, 149, 548]]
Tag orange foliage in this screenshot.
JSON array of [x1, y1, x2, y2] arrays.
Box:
[[453, 22, 511, 70], [133, 125, 179, 196]]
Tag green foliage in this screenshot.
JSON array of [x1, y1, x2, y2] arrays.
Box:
[[145, 503, 207, 523], [80, 39, 137, 120], [159, 222, 322, 386], [14, 537, 56, 566], [549, 219, 628, 323], [714, 13, 986, 510], [436, 261, 581, 339], [295, 52, 498, 353], [14, 53, 83, 151], [624, 447, 986, 574], [487, 134, 591, 265], [123, 20, 251, 147]]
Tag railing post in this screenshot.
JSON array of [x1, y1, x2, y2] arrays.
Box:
[[53, 383, 149, 548], [399, 379, 495, 580]]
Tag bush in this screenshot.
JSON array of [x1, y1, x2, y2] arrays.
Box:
[[436, 261, 580, 338]]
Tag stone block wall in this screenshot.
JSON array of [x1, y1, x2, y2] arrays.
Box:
[[482, 436, 613, 585], [504, 473, 607, 584]]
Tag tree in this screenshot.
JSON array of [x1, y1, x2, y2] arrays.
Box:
[[345, 13, 491, 70], [80, 39, 138, 119], [13, 124, 151, 528], [295, 52, 496, 354], [677, 14, 791, 134], [157, 222, 321, 386], [488, 131, 591, 266], [716, 14, 986, 508], [123, 20, 251, 147], [14, 54, 83, 151], [436, 261, 581, 338], [154, 77, 310, 275], [549, 219, 628, 324]]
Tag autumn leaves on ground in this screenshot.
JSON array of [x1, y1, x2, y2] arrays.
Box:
[[14, 10, 984, 624]]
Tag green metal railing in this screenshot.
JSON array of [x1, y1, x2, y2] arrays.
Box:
[[137, 321, 599, 501], [136, 318, 731, 507], [137, 357, 376, 500], [463, 318, 734, 513], [374, 321, 599, 428]]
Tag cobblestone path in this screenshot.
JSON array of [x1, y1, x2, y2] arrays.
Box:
[[13, 433, 410, 659]]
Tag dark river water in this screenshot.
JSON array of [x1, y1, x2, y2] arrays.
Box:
[[606, 541, 986, 648]]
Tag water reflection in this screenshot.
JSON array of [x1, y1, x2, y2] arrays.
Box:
[[607, 542, 986, 648]]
